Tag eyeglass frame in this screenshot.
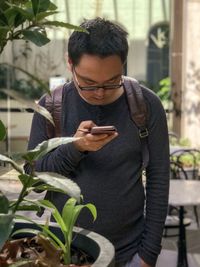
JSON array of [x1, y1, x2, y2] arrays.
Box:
[[73, 67, 124, 91]]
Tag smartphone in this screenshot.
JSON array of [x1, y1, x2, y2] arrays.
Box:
[[90, 126, 117, 135]]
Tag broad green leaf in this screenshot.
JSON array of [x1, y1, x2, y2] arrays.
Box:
[[61, 199, 96, 246], [0, 9, 8, 26], [42, 21, 89, 33], [12, 228, 40, 236], [16, 203, 41, 212], [18, 199, 44, 211], [0, 154, 23, 174], [31, 0, 50, 16], [0, 192, 9, 213], [62, 198, 76, 227], [62, 198, 77, 243], [39, 199, 67, 234], [32, 184, 72, 194], [0, 214, 14, 250], [5, 7, 18, 26], [32, 0, 41, 15], [36, 172, 81, 201], [0, 26, 9, 41], [0, 63, 50, 93], [23, 137, 76, 162], [48, 1, 57, 10], [0, 89, 54, 126], [22, 29, 50, 46], [71, 204, 96, 238], [33, 137, 77, 160], [83, 203, 97, 221], [21, 149, 41, 162], [36, 10, 59, 21], [0, 119, 6, 141], [18, 173, 37, 188], [10, 5, 34, 20]]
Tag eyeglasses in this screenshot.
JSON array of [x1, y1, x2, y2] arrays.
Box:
[[73, 68, 123, 91]]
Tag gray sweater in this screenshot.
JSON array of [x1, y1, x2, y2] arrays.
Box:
[[27, 80, 169, 266]]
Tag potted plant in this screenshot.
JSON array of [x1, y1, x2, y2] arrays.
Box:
[[170, 137, 200, 180], [0, 120, 115, 266]]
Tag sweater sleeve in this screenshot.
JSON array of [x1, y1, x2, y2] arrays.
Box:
[[24, 96, 86, 176], [138, 93, 170, 266]]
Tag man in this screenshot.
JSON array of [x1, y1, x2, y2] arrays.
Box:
[[27, 17, 169, 267]]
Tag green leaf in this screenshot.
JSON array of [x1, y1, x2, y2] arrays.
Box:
[[18, 173, 36, 187], [48, 1, 57, 11], [0, 89, 54, 125], [31, 0, 50, 16], [4, 7, 18, 26], [12, 228, 41, 236], [21, 150, 41, 162], [0, 192, 9, 213], [33, 184, 71, 194], [0, 25, 9, 39], [61, 198, 96, 247], [0, 214, 14, 250], [10, 5, 34, 20], [42, 21, 89, 33], [0, 119, 6, 141], [36, 10, 59, 21], [16, 203, 41, 212], [31, 0, 39, 16], [62, 198, 76, 243], [83, 203, 97, 221], [0, 9, 8, 26], [0, 154, 23, 174], [36, 172, 81, 201], [32, 137, 77, 160], [22, 29, 50, 46], [72, 204, 97, 231], [39, 199, 67, 233]]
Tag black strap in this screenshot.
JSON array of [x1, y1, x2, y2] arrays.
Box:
[[45, 84, 64, 138], [123, 77, 149, 169], [44, 78, 149, 169]]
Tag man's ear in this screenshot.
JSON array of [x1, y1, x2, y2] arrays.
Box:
[[67, 57, 73, 72]]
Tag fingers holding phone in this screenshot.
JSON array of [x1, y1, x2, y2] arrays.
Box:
[[73, 121, 118, 152]]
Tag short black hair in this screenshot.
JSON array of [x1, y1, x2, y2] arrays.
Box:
[[68, 17, 128, 66]]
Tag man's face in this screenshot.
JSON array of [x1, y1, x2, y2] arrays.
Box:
[[71, 54, 124, 105]]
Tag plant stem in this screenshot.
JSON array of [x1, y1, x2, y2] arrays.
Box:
[[12, 162, 34, 213], [12, 176, 31, 213]]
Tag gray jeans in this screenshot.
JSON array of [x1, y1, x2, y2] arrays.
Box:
[[115, 253, 142, 267]]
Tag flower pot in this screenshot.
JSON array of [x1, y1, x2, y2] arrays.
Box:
[[10, 220, 115, 267]]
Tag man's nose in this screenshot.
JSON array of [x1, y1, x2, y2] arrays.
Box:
[[94, 88, 105, 96]]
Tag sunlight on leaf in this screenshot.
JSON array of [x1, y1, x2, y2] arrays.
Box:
[[33, 137, 77, 160], [36, 172, 81, 201], [0, 154, 23, 174]]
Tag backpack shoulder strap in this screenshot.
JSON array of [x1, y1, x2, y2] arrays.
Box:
[[45, 84, 64, 138], [123, 76, 149, 169]]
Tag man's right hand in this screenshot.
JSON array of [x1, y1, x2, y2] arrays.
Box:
[[73, 120, 118, 152]]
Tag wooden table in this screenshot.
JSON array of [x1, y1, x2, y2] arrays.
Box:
[[168, 180, 200, 267]]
